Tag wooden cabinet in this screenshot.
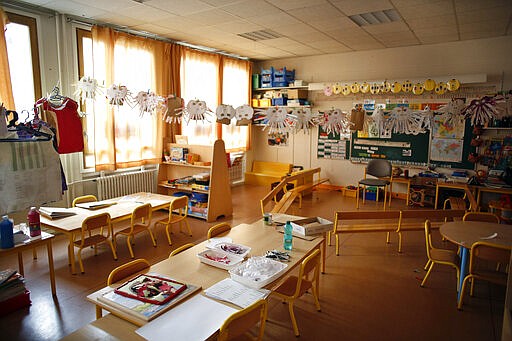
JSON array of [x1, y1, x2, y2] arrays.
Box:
[[157, 140, 232, 222], [408, 176, 437, 207]]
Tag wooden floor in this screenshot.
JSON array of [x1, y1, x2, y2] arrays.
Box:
[[0, 185, 506, 340]]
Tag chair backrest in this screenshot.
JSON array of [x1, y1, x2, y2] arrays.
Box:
[[131, 203, 152, 228], [207, 222, 231, 239], [292, 249, 321, 298], [72, 194, 98, 207], [399, 209, 466, 225], [217, 299, 267, 341], [444, 196, 467, 210], [365, 159, 392, 178], [81, 212, 111, 240], [107, 258, 151, 285], [463, 212, 500, 223], [170, 196, 189, 220], [470, 241, 511, 265], [169, 243, 195, 257]]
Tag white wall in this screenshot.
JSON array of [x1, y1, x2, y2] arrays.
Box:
[[253, 36, 512, 188]]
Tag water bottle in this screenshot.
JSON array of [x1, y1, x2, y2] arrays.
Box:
[[0, 215, 14, 249], [283, 221, 293, 251], [28, 207, 41, 237]]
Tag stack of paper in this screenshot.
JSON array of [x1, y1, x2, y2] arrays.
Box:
[[39, 207, 76, 219], [204, 278, 269, 308], [75, 201, 117, 210]]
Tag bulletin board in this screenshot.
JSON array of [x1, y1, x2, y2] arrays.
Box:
[[317, 127, 349, 160]]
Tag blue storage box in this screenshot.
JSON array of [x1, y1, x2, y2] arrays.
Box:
[[260, 67, 274, 88], [272, 97, 287, 106], [273, 67, 295, 86]]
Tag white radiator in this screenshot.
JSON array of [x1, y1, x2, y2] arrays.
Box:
[[96, 170, 157, 200]]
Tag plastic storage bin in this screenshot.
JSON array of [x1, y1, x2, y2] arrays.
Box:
[[272, 97, 287, 106], [272, 67, 295, 87], [260, 67, 274, 88]]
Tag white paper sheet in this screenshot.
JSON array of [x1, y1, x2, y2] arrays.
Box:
[[205, 278, 269, 308], [136, 294, 237, 341]]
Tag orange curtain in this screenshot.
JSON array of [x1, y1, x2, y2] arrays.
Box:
[[0, 8, 14, 110], [220, 57, 252, 151], [91, 26, 182, 171]]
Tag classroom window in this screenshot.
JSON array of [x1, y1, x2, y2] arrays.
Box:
[[4, 12, 41, 112], [180, 49, 219, 146], [76, 26, 162, 171]]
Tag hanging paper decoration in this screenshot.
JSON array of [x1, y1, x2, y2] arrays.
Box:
[[106, 84, 130, 106], [350, 82, 360, 94], [260, 107, 292, 134], [319, 108, 352, 135], [401, 80, 412, 92], [381, 80, 391, 93], [463, 96, 500, 126], [235, 104, 254, 126], [323, 85, 333, 96], [332, 83, 342, 95], [162, 95, 184, 124], [434, 82, 447, 95], [446, 79, 461, 91], [74, 76, 102, 102], [133, 90, 162, 116], [180, 99, 212, 123], [384, 107, 428, 135], [216, 104, 235, 125], [289, 107, 319, 133], [412, 83, 424, 95], [360, 82, 370, 93]]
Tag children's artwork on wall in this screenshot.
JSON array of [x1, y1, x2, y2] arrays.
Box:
[[216, 104, 235, 125], [177, 99, 213, 123], [319, 108, 352, 137], [74, 76, 102, 103], [235, 104, 253, 126], [267, 132, 288, 146], [290, 107, 319, 133], [463, 96, 500, 126], [162, 96, 184, 124], [106, 84, 130, 106], [134, 91, 162, 116]]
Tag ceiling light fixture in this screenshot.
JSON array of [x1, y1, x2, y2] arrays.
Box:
[[349, 9, 400, 27], [238, 29, 283, 41]]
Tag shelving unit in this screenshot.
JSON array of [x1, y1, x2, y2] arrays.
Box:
[[157, 140, 232, 222], [252, 85, 311, 109]]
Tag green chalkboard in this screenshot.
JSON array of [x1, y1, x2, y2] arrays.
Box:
[[350, 131, 430, 166], [349, 117, 475, 170]]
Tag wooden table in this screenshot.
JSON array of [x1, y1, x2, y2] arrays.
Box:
[[0, 231, 56, 295], [81, 219, 323, 338], [440, 221, 512, 300], [40, 192, 176, 274]]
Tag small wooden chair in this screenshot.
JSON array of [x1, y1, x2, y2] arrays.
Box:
[[73, 212, 117, 274], [169, 243, 195, 258], [421, 220, 460, 289], [458, 241, 511, 310], [271, 249, 321, 336], [218, 299, 267, 341], [72, 194, 98, 207], [114, 203, 156, 258], [155, 196, 192, 245], [207, 222, 231, 239]]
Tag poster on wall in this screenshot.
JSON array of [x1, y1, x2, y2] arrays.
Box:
[[430, 138, 464, 162], [317, 126, 348, 160], [267, 132, 288, 146]]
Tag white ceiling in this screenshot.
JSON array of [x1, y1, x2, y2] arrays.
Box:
[[8, 0, 512, 61]]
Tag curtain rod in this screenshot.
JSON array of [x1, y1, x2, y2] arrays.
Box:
[[66, 16, 249, 61]]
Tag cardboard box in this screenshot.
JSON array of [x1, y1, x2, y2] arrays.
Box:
[[287, 89, 308, 99], [290, 217, 333, 236]]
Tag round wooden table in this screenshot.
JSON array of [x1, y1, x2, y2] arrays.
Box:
[[440, 221, 512, 300]]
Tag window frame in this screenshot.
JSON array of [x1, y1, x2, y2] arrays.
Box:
[[5, 11, 42, 101]]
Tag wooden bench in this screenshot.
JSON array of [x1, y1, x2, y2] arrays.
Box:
[[260, 167, 329, 215], [244, 161, 292, 187], [330, 208, 467, 255]]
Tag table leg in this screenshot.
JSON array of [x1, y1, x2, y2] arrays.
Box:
[[46, 240, 56, 295], [17, 252, 24, 276], [68, 233, 77, 275], [458, 246, 469, 301], [321, 237, 326, 274], [434, 185, 440, 209]]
